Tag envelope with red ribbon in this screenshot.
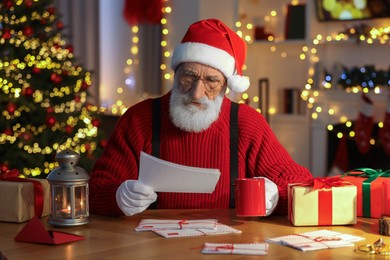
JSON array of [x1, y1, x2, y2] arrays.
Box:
[[341, 168, 390, 218], [288, 177, 357, 226]]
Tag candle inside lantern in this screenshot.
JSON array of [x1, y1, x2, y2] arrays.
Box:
[[383, 181, 390, 216], [61, 205, 71, 218]]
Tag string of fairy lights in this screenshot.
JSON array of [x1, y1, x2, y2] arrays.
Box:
[[111, 0, 389, 145]]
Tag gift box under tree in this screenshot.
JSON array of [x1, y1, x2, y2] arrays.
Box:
[[0, 170, 50, 223], [341, 168, 390, 218], [288, 177, 357, 226]]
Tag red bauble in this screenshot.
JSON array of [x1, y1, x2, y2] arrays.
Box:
[[23, 26, 34, 37], [65, 125, 73, 134], [81, 81, 90, 90], [74, 95, 81, 103], [22, 86, 34, 96], [25, 0, 33, 7], [91, 118, 101, 127], [3, 128, 13, 136], [6, 102, 16, 115], [46, 115, 56, 127], [32, 67, 41, 74], [46, 107, 54, 114], [40, 18, 47, 25], [66, 44, 74, 53], [56, 21, 64, 30], [4, 0, 13, 9], [21, 132, 32, 141], [84, 142, 91, 151], [2, 28, 11, 40], [47, 7, 55, 15], [50, 73, 62, 84]]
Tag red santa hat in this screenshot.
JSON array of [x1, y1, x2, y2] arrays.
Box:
[[171, 18, 250, 93]]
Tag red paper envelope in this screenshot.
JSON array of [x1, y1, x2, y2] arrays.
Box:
[[14, 216, 84, 245]]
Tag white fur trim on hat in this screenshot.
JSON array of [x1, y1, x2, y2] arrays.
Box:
[[171, 42, 235, 77]]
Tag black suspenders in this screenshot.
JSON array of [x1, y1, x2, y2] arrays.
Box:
[[150, 98, 239, 208]]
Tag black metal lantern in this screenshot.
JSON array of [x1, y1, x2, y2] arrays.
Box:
[[47, 149, 90, 226]]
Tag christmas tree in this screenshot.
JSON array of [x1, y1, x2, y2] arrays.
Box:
[[0, 0, 107, 177]]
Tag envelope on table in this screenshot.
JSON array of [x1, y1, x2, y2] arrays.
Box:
[[14, 215, 84, 245], [135, 219, 218, 231]]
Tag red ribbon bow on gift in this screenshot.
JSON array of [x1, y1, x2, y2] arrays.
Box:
[[0, 169, 44, 218], [311, 176, 352, 191]]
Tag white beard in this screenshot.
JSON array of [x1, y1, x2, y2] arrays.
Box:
[[169, 82, 224, 133]]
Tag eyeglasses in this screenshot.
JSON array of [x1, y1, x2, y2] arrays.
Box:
[[178, 69, 225, 95]]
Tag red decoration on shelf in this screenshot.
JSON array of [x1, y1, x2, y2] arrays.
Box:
[[123, 0, 163, 25]]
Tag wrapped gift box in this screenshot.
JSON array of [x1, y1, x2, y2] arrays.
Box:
[[341, 169, 390, 218], [0, 178, 50, 223], [288, 178, 357, 226]]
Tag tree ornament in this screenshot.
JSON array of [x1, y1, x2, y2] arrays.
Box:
[[65, 125, 73, 134], [2, 28, 11, 40], [46, 115, 56, 127], [91, 118, 101, 127], [56, 21, 64, 30], [46, 107, 54, 114], [47, 6, 55, 15], [32, 67, 41, 74], [81, 81, 90, 90], [23, 26, 34, 37], [50, 73, 62, 84], [25, 0, 33, 8], [22, 86, 34, 96], [3, 0, 13, 9], [6, 102, 16, 115], [3, 128, 13, 136], [66, 44, 73, 53]]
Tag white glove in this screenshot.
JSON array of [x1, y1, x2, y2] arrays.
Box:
[[116, 180, 157, 216], [256, 177, 279, 216]]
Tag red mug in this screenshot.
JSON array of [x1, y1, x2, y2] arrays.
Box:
[[235, 178, 266, 217]]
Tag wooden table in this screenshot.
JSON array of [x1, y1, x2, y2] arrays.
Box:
[[0, 209, 386, 259]]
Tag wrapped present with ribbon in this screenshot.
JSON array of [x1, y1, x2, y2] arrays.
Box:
[[0, 169, 50, 223], [341, 168, 390, 218], [288, 176, 357, 226]]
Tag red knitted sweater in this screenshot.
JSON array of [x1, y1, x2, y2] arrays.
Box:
[[89, 92, 312, 216]]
